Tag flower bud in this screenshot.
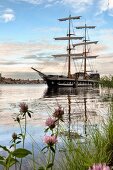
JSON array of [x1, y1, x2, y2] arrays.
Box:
[[12, 132, 17, 141]]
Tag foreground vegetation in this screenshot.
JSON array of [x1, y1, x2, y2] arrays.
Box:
[[59, 103, 113, 170], [1, 98, 113, 169], [100, 75, 113, 88]]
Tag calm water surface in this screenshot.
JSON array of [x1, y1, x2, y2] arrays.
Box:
[[0, 84, 111, 146]]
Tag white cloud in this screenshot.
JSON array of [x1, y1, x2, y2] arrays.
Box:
[[14, 0, 94, 11], [44, 4, 53, 8], [0, 8, 15, 23], [0, 41, 63, 60], [17, 0, 43, 5], [14, 0, 113, 16], [61, 0, 94, 10], [58, 0, 94, 12], [97, 0, 113, 15], [0, 40, 68, 73]]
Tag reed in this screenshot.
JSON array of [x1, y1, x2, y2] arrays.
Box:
[[100, 76, 113, 88], [58, 102, 113, 170]]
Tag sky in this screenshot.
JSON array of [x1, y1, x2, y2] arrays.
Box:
[[0, 0, 113, 79]]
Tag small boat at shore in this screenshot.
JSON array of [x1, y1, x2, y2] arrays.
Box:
[[32, 15, 100, 88]]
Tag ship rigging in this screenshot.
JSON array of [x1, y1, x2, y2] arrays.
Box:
[[31, 15, 100, 88]]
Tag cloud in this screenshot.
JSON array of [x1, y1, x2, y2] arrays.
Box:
[[97, 0, 108, 14], [93, 44, 108, 54], [0, 61, 21, 65], [44, 4, 53, 8], [97, 0, 113, 16], [0, 40, 64, 74], [24, 55, 38, 60], [0, 41, 62, 58], [12, 0, 113, 16], [16, 0, 43, 5], [0, 8, 15, 23], [96, 52, 113, 75], [12, 0, 113, 17], [61, 0, 94, 12], [24, 53, 53, 60], [14, 0, 94, 11]]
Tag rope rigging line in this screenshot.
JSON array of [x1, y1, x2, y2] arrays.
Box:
[[73, 59, 78, 73], [71, 19, 76, 36], [61, 57, 68, 75], [79, 59, 84, 73], [33, 53, 53, 72], [86, 28, 90, 41], [87, 58, 94, 72], [70, 19, 82, 73]]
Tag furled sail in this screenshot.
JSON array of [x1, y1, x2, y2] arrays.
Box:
[[72, 55, 98, 60], [58, 16, 81, 21], [73, 41, 98, 47], [53, 53, 84, 57], [54, 37, 83, 40], [76, 26, 96, 29]]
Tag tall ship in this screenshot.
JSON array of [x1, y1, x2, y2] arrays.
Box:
[[32, 15, 100, 88]]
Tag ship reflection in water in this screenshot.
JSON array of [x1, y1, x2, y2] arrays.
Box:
[[43, 87, 102, 139]]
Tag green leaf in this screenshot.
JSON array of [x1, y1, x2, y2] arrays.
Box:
[[44, 128, 49, 133], [5, 155, 18, 168], [10, 144, 14, 148], [0, 160, 5, 166], [50, 146, 55, 153], [29, 110, 33, 113], [60, 118, 64, 122], [27, 111, 31, 118], [21, 134, 25, 139], [41, 146, 47, 152], [16, 141, 21, 144], [9, 158, 19, 167], [38, 166, 45, 170], [0, 156, 4, 160], [12, 148, 32, 158], [0, 145, 10, 153], [47, 163, 53, 169]]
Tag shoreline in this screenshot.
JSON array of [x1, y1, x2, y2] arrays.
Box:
[[0, 76, 44, 84]]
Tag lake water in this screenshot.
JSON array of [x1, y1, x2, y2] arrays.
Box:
[[0, 84, 111, 148]]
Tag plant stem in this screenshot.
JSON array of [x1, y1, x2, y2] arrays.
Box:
[[14, 141, 17, 170], [46, 148, 51, 170], [20, 114, 27, 170], [32, 143, 36, 170], [23, 113, 27, 148]]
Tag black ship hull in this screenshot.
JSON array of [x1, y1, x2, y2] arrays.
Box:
[[46, 77, 99, 88], [31, 67, 99, 88]]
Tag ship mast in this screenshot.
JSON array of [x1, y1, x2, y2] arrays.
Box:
[[84, 24, 87, 79], [75, 25, 98, 79], [54, 15, 82, 78], [68, 15, 71, 78]]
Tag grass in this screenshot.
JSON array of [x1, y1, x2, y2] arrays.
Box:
[[57, 102, 113, 170], [100, 76, 113, 88]]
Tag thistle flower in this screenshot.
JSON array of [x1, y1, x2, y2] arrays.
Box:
[[45, 117, 56, 129], [19, 102, 28, 113], [88, 163, 110, 170], [53, 106, 64, 120], [44, 135, 57, 146]]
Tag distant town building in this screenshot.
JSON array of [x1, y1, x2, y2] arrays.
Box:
[[0, 73, 45, 84]]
